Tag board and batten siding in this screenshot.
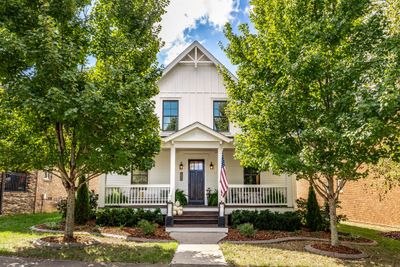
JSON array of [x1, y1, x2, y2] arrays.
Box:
[[156, 64, 240, 135], [106, 148, 287, 188]]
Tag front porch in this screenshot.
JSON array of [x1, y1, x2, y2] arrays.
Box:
[[98, 122, 296, 213], [101, 184, 292, 208]]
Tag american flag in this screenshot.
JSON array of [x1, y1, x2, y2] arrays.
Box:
[[220, 153, 228, 198]]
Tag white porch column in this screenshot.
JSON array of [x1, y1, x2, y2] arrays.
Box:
[[170, 143, 176, 203], [98, 174, 106, 208], [217, 145, 223, 203], [286, 174, 294, 207]]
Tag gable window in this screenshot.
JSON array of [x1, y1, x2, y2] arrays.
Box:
[[162, 100, 179, 131], [213, 101, 229, 132], [4, 172, 28, 192], [131, 170, 148, 184], [243, 167, 260, 185]]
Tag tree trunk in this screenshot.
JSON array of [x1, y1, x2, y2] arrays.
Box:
[[64, 187, 76, 242], [328, 194, 339, 246], [326, 176, 340, 246]]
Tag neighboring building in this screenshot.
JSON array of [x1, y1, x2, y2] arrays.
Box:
[[97, 41, 297, 220], [297, 178, 400, 228], [0, 171, 99, 215]]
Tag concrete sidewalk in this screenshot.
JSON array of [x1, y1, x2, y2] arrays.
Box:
[[170, 244, 227, 267], [0, 256, 168, 267], [169, 232, 227, 267]]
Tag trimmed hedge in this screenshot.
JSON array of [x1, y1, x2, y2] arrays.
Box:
[[230, 210, 302, 232], [96, 208, 163, 227]]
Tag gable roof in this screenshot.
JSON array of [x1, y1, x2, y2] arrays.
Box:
[[161, 41, 237, 82], [163, 121, 232, 143]]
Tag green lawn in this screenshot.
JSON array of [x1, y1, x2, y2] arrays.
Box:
[[0, 213, 177, 264], [221, 224, 400, 267]]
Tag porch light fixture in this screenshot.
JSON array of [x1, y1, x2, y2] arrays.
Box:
[[179, 162, 183, 170], [209, 162, 214, 170]]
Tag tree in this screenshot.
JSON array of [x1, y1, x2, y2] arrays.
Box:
[[0, 0, 168, 241], [222, 0, 400, 246], [368, 158, 400, 197], [75, 175, 91, 225]]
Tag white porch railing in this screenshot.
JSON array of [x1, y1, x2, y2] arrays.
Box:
[[226, 185, 287, 206], [105, 184, 170, 206]]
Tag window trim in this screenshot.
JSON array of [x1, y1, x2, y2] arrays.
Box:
[[162, 100, 179, 131], [213, 100, 229, 132]]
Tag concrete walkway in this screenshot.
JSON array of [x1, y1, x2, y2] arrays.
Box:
[[0, 256, 168, 267], [170, 232, 227, 267]]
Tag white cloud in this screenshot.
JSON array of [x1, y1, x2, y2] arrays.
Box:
[[160, 0, 239, 65]]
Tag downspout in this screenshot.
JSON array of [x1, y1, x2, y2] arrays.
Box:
[[33, 170, 39, 214]]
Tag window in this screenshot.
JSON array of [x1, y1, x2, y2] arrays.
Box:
[[131, 170, 148, 184], [162, 100, 179, 131], [243, 167, 260, 185], [4, 172, 28, 192], [213, 101, 229, 132], [43, 171, 52, 181]]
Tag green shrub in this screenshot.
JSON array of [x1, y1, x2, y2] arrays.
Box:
[[57, 199, 67, 219], [297, 192, 347, 232], [75, 176, 91, 225], [238, 223, 257, 237], [295, 198, 307, 225], [175, 189, 187, 206], [89, 190, 98, 218], [96, 207, 135, 226], [208, 190, 218, 206], [231, 210, 259, 227], [138, 219, 157, 236], [306, 186, 324, 231], [95, 208, 163, 227], [45, 221, 60, 230], [230, 210, 302, 232]]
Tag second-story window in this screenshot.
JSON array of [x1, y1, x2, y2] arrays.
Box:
[[162, 100, 179, 131], [43, 171, 52, 181], [213, 100, 229, 132]]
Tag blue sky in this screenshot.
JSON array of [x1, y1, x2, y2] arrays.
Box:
[[157, 0, 252, 74]]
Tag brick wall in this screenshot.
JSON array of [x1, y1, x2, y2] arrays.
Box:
[[1, 172, 37, 215], [1, 171, 101, 215], [296, 177, 400, 228], [34, 171, 67, 213], [34, 172, 100, 213]]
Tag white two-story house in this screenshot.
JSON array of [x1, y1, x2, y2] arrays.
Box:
[[97, 41, 297, 221]]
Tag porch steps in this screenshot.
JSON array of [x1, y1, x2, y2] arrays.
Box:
[[173, 211, 218, 227]]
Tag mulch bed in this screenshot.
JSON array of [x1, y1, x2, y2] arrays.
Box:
[[224, 228, 292, 241], [311, 243, 363, 255], [100, 226, 172, 240], [381, 231, 400, 240], [37, 220, 97, 232], [340, 236, 375, 244], [35, 221, 172, 240], [224, 228, 373, 244], [41, 235, 97, 245]]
